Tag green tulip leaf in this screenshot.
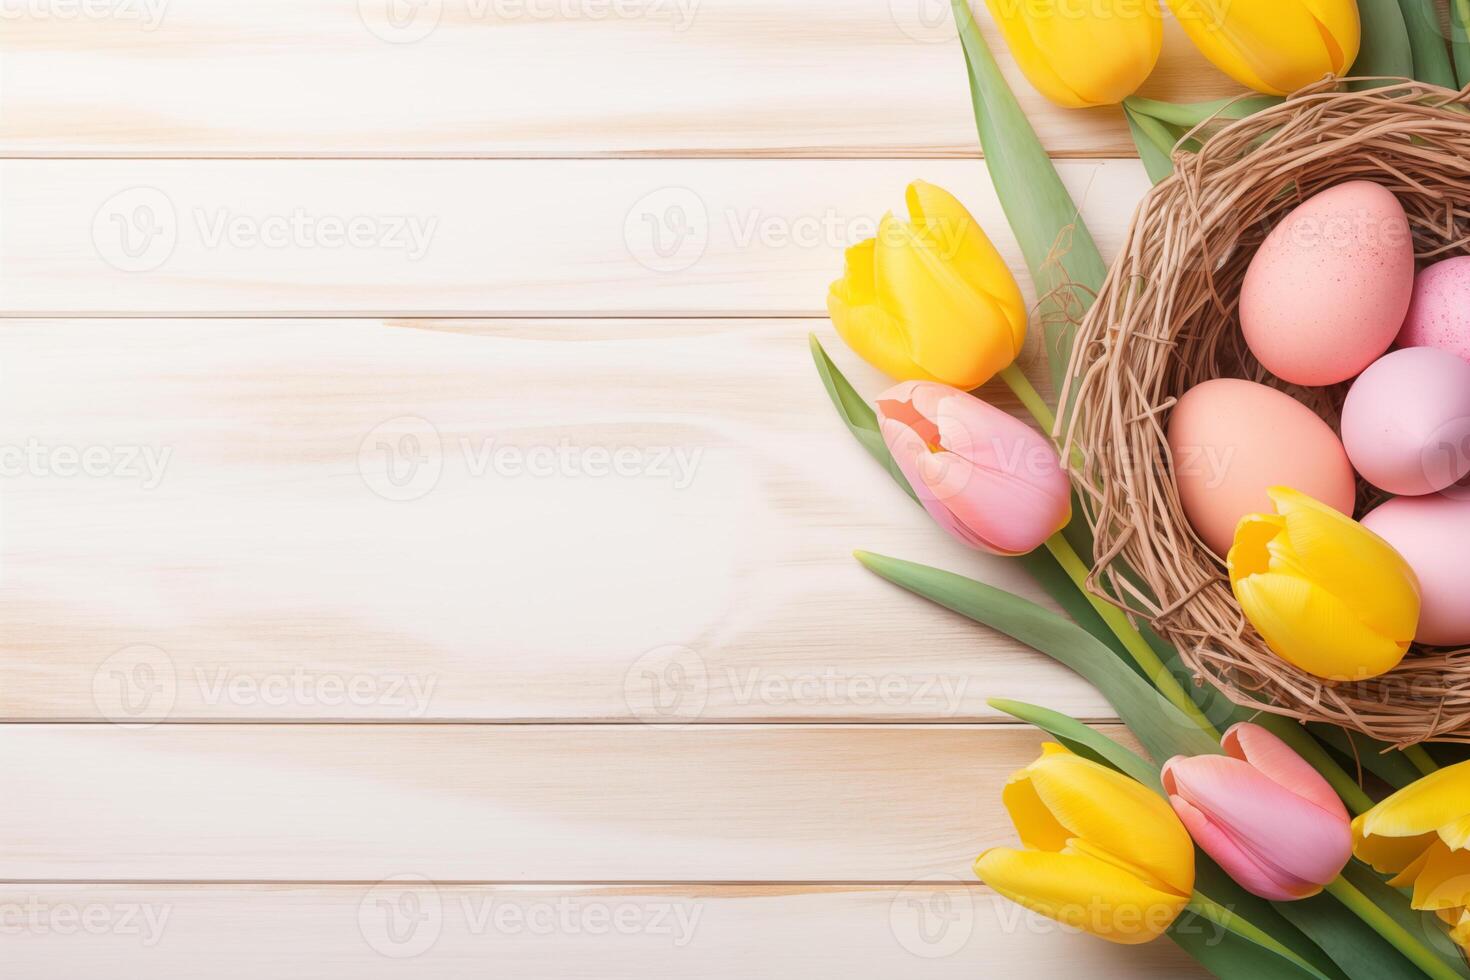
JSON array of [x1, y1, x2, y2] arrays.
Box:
[[1395, 0, 1457, 88], [1452, 0, 1470, 88], [807, 334, 916, 503], [1352, 0, 1416, 85], [1310, 724, 1427, 790], [1124, 102, 1180, 184], [951, 0, 1108, 416], [987, 698, 1162, 787], [854, 550, 1221, 762]]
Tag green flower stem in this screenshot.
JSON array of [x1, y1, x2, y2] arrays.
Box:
[[998, 363, 1056, 434], [1404, 744, 1439, 777], [1324, 875, 1465, 980], [997, 363, 1086, 472], [1043, 531, 1219, 737], [1186, 892, 1333, 980], [1003, 363, 1213, 735]]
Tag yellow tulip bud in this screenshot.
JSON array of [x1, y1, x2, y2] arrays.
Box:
[[1228, 487, 1421, 681], [1165, 0, 1359, 95], [985, 0, 1163, 107], [827, 181, 1026, 390], [1353, 761, 1470, 951], [974, 743, 1195, 945]]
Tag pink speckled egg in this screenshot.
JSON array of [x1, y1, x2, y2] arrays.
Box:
[[1397, 255, 1470, 364], [1340, 347, 1470, 495], [1240, 181, 1415, 386], [1362, 494, 1470, 646], [1168, 379, 1357, 556]]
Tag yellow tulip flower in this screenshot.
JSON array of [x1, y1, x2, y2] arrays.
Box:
[[1165, 0, 1359, 95], [986, 0, 1163, 107], [974, 743, 1195, 945], [827, 181, 1026, 390], [1229, 487, 1421, 681], [1353, 761, 1470, 950]]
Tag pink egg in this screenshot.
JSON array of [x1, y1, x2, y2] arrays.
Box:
[[1397, 255, 1470, 364], [1168, 379, 1357, 555], [1340, 347, 1470, 495], [1240, 181, 1415, 386], [1363, 494, 1470, 646]]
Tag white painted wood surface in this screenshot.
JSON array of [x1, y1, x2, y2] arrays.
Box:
[[0, 318, 1114, 723], [0, 885, 1194, 978], [0, 0, 1215, 975], [0, 0, 1237, 158], [0, 159, 1151, 315]]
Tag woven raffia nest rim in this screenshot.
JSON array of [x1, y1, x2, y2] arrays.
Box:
[[1064, 77, 1470, 747]]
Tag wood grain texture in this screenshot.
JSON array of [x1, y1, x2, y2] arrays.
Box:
[[0, 0, 1241, 159], [0, 724, 1157, 881], [0, 884, 1203, 978], [0, 158, 1152, 315], [0, 317, 1109, 723]]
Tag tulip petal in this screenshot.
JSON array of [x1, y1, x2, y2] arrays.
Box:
[[1166, 0, 1352, 93], [1358, 760, 1470, 843], [1223, 722, 1347, 821], [879, 416, 991, 551], [983, 0, 1094, 107], [877, 384, 1069, 555], [905, 181, 1026, 357], [1168, 793, 1319, 900], [1002, 755, 1072, 853], [1411, 841, 1470, 912], [1232, 571, 1409, 680], [873, 215, 1015, 389], [1438, 907, 1470, 948], [1027, 750, 1195, 897], [1012, 0, 1163, 106], [1268, 487, 1420, 646], [1161, 754, 1350, 893], [1297, 0, 1360, 69], [1352, 816, 1438, 875], [974, 847, 1187, 945], [828, 241, 937, 383]]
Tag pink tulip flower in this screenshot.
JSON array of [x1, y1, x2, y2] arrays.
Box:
[[875, 380, 1071, 556], [1162, 723, 1352, 901]]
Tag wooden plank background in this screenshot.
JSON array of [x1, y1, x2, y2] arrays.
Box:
[[0, 0, 1230, 974]]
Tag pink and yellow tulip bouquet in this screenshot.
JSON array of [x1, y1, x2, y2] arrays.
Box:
[[808, 1, 1470, 977]]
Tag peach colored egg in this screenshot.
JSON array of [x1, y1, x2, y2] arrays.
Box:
[[1362, 494, 1470, 646], [1240, 181, 1415, 386], [1340, 347, 1470, 496], [1168, 379, 1357, 555], [1396, 255, 1470, 364]]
